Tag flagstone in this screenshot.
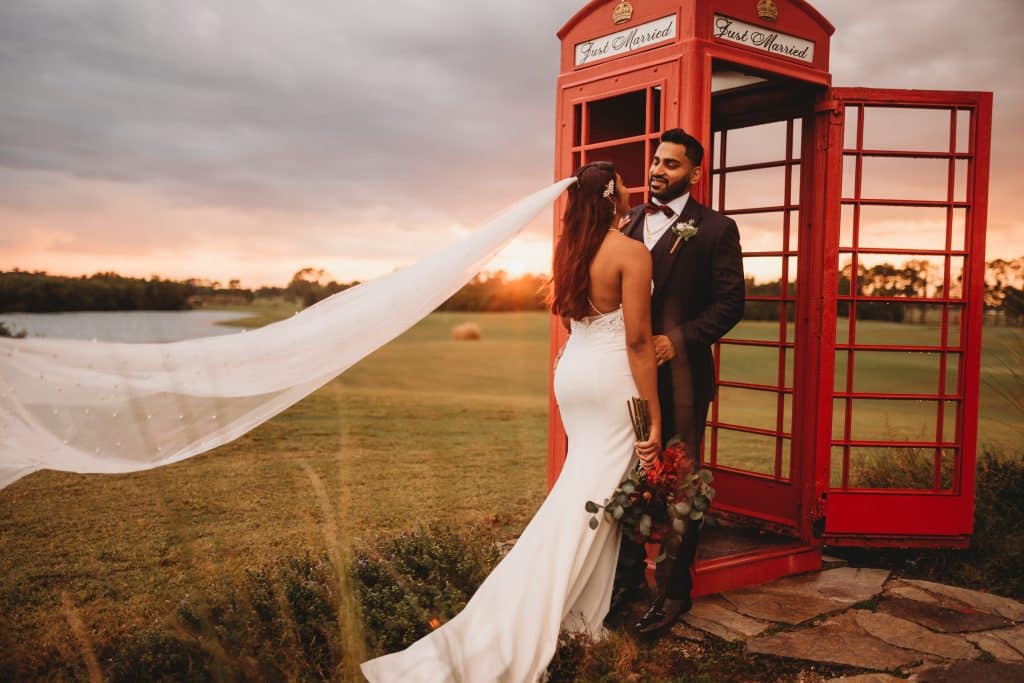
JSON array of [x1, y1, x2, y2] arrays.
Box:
[[682, 595, 771, 641], [902, 579, 1024, 621], [779, 567, 890, 603], [907, 660, 1024, 682], [964, 631, 1024, 662], [746, 612, 921, 671], [854, 610, 979, 660], [877, 596, 1011, 633], [719, 567, 889, 625], [722, 587, 847, 625], [885, 581, 939, 604]]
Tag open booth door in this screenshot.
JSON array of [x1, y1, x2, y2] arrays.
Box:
[[818, 88, 993, 547]]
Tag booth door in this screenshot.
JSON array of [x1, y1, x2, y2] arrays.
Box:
[[549, 63, 678, 485], [703, 116, 808, 534], [821, 88, 993, 547]]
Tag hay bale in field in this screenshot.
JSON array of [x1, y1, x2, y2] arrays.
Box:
[[452, 322, 482, 341]]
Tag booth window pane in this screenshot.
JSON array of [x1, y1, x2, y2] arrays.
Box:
[[571, 151, 581, 174], [724, 165, 789, 211], [956, 110, 971, 155], [721, 120, 790, 167], [851, 350, 944, 394], [587, 90, 646, 144], [843, 106, 860, 150], [942, 401, 961, 444], [650, 86, 662, 133], [743, 256, 786, 297], [846, 399, 942, 443], [840, 204, 855, 248], [841, 154, 858, 200], [717, 386, 783, 434], [860, 156, 951, 203], [714, 429, 776, 476], [832, 398, 847, 441], [573, 103, 582, 147], [950, 207, 967, 252], [940, 449, 957, 491], [847, 446, 948, 490], [862, 106, 952, 154], [944, 352, 961, 394], [735, 211, 789, 253], [726, 319, 779, 344], [588, 141, 646, 187], [830, 446, 846, 488], [855, 206, 951, 252], [719, 345, 776, 385], [954, 158, 969, 204]]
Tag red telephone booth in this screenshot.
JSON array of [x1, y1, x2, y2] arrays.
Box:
[[548, 0, 993, 595]]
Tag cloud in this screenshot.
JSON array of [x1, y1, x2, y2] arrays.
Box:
[[0, 0, 1021, 285]]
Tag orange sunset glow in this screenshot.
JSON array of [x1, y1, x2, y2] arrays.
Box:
[[1, 1, 1021, 288]]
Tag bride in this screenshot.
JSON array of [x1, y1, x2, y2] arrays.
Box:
[[360, 161, 662, 682]]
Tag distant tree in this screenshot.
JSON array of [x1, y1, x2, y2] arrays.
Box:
[[286, 267, 358, 307]]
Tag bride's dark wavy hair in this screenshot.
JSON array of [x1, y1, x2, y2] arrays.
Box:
[[549, 161, 617, 320]]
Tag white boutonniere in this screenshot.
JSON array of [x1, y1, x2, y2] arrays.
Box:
[[669, 218, 699, 254]]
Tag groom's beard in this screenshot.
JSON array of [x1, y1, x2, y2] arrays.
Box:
[[650, 176, 692, 203]]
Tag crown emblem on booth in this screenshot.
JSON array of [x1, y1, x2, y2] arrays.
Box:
[[612, 1, 633, 25], [757, 0, 779, 21]]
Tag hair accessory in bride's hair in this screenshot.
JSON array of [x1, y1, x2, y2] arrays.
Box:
[[601, 179, 615, 199]]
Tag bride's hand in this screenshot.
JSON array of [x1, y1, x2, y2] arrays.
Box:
[[634, 436, 661, 471]]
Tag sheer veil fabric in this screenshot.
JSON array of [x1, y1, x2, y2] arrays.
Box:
[[0, 178, 576, 490]]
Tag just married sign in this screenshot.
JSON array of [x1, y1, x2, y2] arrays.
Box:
[[574, 14, 677, 66], [712, 14, 815, 63]]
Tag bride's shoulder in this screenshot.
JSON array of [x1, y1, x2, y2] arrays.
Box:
[[607, 230, 650, 260]]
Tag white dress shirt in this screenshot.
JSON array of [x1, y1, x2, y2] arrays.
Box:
[[643, 192, 690, 250]]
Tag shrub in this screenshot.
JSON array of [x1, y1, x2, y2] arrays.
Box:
[[169, 552, 344, 681], [355, 523, 500, 655]]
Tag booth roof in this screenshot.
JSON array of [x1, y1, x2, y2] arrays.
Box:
[[557, 0, 836, 40]]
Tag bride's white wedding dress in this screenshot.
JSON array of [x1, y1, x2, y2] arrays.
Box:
[[361, 306, 638, 682]]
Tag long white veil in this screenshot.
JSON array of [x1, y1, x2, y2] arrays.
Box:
[[0, 178, 574, 490]]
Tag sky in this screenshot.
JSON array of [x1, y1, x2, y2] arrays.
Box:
[[1, 0, 1021, 287]]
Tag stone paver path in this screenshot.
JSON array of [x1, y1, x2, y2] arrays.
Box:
[[664, 566, 1024, 681]]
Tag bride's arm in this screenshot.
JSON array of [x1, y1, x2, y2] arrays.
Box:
[[620, 242, 662, 458]]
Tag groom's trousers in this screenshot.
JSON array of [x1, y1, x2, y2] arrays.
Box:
[[614, 395, 711, 600]]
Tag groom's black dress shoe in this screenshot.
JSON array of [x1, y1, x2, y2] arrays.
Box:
[[634, 594, 692, 635]]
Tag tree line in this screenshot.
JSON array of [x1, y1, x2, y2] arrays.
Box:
[[3, 257, 1022, 323], [0, 268, 548, 314]]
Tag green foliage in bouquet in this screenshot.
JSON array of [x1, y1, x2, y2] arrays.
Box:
[[585, 435, 715, 560]]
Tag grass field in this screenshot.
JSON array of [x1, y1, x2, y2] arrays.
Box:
[[0, 305, 1019, 677]]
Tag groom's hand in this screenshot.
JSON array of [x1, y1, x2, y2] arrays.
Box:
[[652, 335, 676, 365]]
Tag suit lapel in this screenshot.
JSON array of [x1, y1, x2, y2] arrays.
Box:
[[651, 196, 702, 296]]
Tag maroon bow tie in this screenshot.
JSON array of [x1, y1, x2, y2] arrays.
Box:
[[643, 202, 675, 218]]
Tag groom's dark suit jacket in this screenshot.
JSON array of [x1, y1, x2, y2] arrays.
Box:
[[622, 197, 744, 453]]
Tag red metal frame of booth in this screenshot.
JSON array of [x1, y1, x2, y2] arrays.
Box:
[[550, 1, 992, 594]]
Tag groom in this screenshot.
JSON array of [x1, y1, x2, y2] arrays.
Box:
[[614, 128, 744, 634]]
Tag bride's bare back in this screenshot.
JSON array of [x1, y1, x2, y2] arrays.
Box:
[[587, 230, 650, 317]]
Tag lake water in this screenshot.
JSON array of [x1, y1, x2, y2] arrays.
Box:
[[0, 310, 251, 343]]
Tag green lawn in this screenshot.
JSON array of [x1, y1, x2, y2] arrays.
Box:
[[0, 307, 1019, 676]]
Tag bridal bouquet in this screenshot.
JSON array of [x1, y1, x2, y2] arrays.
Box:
[[584, 399, 715, 555]]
